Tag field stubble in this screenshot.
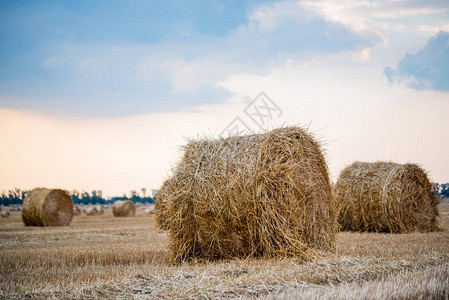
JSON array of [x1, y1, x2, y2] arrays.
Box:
[[1, 205, 448, 299]]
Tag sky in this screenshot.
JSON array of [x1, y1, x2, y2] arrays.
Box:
[[0, 0, 448, 197]]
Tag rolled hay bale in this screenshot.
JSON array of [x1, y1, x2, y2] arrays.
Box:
[[155, 180, 173, 230], [169, 126, 336, 263], [22, 188, 73, 226], [95, 205, 104, 215], [144, 205, 155, 215], [112, 200, 136, 217], [1, 211, 10, 218], [73, 206, 82, 216], [335, 161, 440, 233], [85, 207, 98, 216]]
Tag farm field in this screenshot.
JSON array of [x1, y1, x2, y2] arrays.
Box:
[[0, 205, 448, 299]]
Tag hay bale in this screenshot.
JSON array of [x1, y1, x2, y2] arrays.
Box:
[[85, 207, 98, 216], [144, 205, 155, 215], [168, 126, 336, 263], [73, 206, 82, 216], [112, 200, 136, 217], [1, 211, 10, 218], [95, 205, 104, 215], [155, 180, 173, 230], [22, 188, 73, 226], [335, 161, 440, 233]]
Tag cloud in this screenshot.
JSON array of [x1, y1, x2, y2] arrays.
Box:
[[0, 0, 382, 117], [419, 23, 449, 34], [384, 31, 449, 92]]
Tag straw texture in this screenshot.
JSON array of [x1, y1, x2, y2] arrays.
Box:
[[168, 126, 336, 263], [22, 188, 73, 226], [112, 200, 136, 217], [335, 161, 439, 233], [155, 180, 173, 230]]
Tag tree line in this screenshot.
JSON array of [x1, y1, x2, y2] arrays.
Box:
[[1, 184, 448, 207], [434, 183, 449, 199], [0, 188, 155, 206]]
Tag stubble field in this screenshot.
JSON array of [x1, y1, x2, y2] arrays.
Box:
[[1, 204, 448, 299]]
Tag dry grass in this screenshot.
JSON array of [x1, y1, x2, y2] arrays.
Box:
[[0, 204, 448, 299]]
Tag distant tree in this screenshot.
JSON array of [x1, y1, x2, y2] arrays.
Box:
[[441, 183, 449, 198]]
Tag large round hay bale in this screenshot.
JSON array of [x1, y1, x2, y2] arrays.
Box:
[[73, 206, 81, 216], [1, 211, 10, 218], [85, 207, 98, 216], [335, 161, 440, 233], [168, 126, 336, 263], [112, 200, 136, 217], [155, 180, 173, 230], [22, 188, 73, 226]]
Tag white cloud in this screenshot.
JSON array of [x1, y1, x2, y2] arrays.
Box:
[[419, 23, 449, 33], [301, 0, 449, 43]]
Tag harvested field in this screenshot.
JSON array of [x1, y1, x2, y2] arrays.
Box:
[[1, 204, 448, 299]]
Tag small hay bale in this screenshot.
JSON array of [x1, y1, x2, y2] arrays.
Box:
[[155, 180, 173, 230], [112, 200, 136, 217], [144, 205, 155, 215], [95, 205, 104, 215], [335, 161, 440, 233], [73, 206, 82, 216], [22, 188, 73, 226], [1, 211, 10, 218], [85, 207, 98, 216], [168, 126, 336, 263]]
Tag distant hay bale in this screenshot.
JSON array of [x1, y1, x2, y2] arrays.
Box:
[[335, 161, 440, 233], [155, 180, 173, 230], [169, 126, 336, 263], [73, 206, 81, 216], [95, 205, 104, 215], [22, 188, 73, 226], [144, 205, 155, 215], [112, 200, 136, 217], [85, 207, 98, 216], [1, 211, 10, 218]]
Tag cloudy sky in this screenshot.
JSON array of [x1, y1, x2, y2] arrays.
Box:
[[1, 0, 448, 197]]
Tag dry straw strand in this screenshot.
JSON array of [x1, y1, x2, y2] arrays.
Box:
[[335, 161, 440, 233], [22, 188, 73, 226], [112, 200, 136, 217], [167, 126, 337, 263]]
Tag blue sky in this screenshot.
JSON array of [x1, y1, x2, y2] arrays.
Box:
[[385, 31, 449, 91], [0, 0, 399, 116]]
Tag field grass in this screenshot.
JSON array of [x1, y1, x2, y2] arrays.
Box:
[[1, 204, 448, 299]]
